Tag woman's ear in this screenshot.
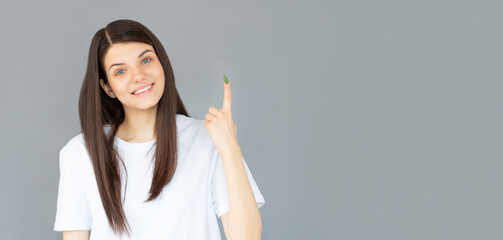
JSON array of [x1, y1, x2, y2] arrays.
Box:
[[100, 79, 116, 98]]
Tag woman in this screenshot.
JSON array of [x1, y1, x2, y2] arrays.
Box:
[[53, 19, 265, 240]]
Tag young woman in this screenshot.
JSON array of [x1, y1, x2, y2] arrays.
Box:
[[53, 19, 265, 240]]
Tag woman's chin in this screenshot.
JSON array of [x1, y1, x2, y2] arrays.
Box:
[[124, 102, 159, 112]]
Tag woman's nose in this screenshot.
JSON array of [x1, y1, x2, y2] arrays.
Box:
[[130, 67, 146, 81]]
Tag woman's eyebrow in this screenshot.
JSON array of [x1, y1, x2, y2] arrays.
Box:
[[108, 49, 154, 71]]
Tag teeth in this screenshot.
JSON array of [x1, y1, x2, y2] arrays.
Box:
[[133, 84, 152, 95]]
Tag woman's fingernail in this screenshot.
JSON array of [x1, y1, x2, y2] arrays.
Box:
[[224, 75, 228, 84]]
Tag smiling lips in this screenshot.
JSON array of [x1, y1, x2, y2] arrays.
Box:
[[131, 83, 154, 96], [131, 83, 154, 95]]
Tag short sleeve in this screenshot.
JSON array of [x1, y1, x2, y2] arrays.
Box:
[[53, 145, 92, 231], [211, 151, 265, 218]]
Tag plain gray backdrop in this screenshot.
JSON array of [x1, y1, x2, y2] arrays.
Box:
[[0, 0, 501, 239]]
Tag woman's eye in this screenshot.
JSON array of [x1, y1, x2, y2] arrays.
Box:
[[115, 69, 125, 76], [114, 58, 152, 76]]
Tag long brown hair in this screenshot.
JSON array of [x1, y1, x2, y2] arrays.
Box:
[[78, 19, 189, 237]]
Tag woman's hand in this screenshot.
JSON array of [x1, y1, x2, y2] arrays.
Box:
[[204, 75, 239, 157]]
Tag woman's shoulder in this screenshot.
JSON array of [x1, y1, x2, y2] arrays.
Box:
[[176, 113, 198, 132], [58, 132, 91, 171], [60, 132, 86, 153], [176, 113, 209, 136], [176, 114, 219, 152]]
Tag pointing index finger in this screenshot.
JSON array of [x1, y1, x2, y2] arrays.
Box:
[[222, 75, 231, 112]]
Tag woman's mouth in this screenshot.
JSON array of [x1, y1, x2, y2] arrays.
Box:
[[131, 83, 154, 96]]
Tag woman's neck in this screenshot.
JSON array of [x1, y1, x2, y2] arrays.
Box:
[[116, 106, 157, 143]]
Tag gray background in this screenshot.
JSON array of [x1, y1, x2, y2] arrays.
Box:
[[0, 0, 501, 239]]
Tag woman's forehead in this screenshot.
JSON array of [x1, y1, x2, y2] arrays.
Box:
[[104, 42, 155, 67]]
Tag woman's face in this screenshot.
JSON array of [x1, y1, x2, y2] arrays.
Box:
[[100, 42, 165, 112]]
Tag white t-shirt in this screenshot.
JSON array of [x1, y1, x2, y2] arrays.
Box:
[[53, 114, 265, 239]]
